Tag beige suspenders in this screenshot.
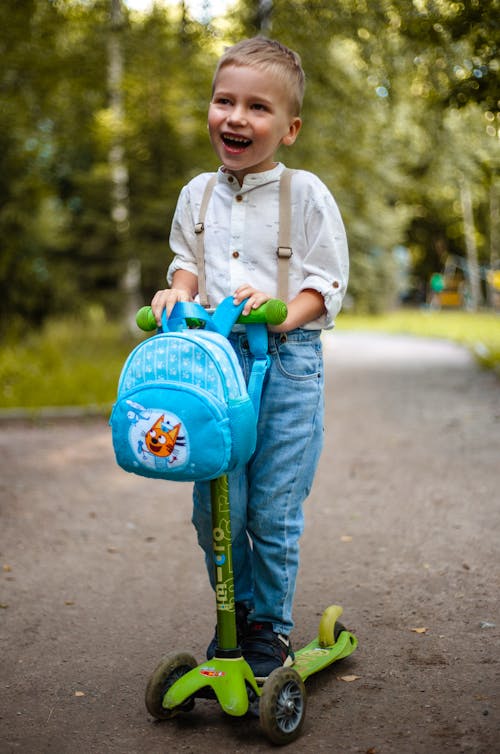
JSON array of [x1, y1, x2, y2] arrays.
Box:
[[194, 174, 218, 309], [194, 168, 295, 308], [276, 167, 294, 306]]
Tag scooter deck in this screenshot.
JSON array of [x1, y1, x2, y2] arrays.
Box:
[[292, 629, 358, 682]]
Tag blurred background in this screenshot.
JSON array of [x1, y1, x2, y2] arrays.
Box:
[[0, 0, 498, 410]]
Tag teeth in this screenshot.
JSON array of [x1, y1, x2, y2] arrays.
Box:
[[223, 134, 251, 145]]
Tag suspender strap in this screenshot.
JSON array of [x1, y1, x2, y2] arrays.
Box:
[[195, 174, 217, 308], [277, 167, 295, 303], [193, 169, 295, 414], [194, 168, 295, 307]]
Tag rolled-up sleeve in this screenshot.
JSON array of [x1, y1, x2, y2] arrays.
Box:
[[299, 179, 349, 329], [166, 185, 199, 285]]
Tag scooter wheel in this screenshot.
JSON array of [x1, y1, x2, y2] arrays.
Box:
[[260, 667, 306, 745], [145, 652, 197, 720]]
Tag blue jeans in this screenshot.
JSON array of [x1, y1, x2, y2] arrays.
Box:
[[193, 328, 324, 636]]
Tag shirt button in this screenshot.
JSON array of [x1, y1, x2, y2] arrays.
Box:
[[228, 176, 234, 183], [235, 194, 243, 202], [232, 251, 240, 258], [333, 280, 340, 289]]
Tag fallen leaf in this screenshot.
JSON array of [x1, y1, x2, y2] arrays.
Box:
[[107, 547, 119, 554], [411, 627, 428, 634], [3, 564, 12, 572], [0, 603, 9, 609], [339, 674, 361, 682], [340, 535, 353, 543], [74, 691, 85, 697], [64, 600, 75, 606]]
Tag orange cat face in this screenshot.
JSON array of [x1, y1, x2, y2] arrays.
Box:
[[145, 415, 181, 457]]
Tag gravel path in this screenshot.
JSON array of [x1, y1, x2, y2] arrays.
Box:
[[1, 331, 498, 753]]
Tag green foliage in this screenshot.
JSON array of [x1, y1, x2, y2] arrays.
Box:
[[0, 0, 498, 334], [0, 310, 138, 409]]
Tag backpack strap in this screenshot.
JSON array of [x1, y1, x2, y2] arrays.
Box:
[[245, 324, 271, 415], [194, 174, 218, 308]]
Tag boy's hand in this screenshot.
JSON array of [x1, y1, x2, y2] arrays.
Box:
[[151, 288, 193, 325], [233, 285, 272, 317]]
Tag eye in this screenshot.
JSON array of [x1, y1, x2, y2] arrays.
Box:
[[251, 103, 267, 111], [149, 430, 157, 438], [158, 436, 166, 445], [214, 96, 231, 106]]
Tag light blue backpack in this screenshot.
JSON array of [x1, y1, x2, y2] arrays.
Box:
[[111, 169, 293, 482], [110, 297, 272, 482]]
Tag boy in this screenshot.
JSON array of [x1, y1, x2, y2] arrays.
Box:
[[151, 37, 348, 680]]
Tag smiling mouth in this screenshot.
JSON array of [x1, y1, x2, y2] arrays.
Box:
[[221, 133, 252, 151]]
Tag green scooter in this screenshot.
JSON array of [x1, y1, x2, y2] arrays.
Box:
[[142, 302, 358, 745]]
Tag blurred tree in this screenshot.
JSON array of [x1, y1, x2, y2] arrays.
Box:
[[0, 0, 497, 334], [121, 1, 219, 300], [0, 1, 69, 336], [391, 0, 499, 112], [235, 0, 498, 309]]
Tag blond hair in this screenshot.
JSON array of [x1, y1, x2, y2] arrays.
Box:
[[212, 37, 305, 116]]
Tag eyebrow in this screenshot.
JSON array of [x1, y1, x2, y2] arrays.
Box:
[[213, 89, 274, 105]]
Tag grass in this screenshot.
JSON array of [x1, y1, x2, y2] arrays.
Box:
[[0, 315, 139, 413], [0, 308, 498, 412]]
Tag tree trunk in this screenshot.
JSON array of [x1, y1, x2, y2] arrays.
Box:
[[108, 0, 140, 330], [459, 176, 481, 311], [257, 0, 273, 34]]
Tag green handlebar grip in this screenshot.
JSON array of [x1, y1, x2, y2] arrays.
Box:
[[136, 306, 157, 331], [135, 298, 288, 331], [237, 299, 287, 325]]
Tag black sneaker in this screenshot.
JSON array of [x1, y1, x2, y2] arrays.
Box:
[[206, 602, 250, 659], [241, 621, 294, 681]]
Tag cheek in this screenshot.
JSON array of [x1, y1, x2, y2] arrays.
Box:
[[208, 106, 222, 129], [207, 116, 219, 143]]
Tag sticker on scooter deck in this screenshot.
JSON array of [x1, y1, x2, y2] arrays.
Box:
[[292, 630, 358, 682]]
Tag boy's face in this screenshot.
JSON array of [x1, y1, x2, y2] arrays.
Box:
[[208, 64, 301, 184]]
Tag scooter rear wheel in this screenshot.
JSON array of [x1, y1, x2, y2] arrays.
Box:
[[145, 652, 197, 720], [259, 667, 306, 745]]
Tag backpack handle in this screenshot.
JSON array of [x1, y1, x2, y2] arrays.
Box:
[[163, 297, 246, 335], [162, 301, 215, 332]]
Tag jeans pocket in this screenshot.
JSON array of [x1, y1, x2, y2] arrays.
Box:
[[273, 339, 323, 381]]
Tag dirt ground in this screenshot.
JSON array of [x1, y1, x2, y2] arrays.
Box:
[[1, 331, 499, 754]]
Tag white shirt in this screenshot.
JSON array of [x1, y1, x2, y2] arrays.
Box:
[[167, 162, 349, 329]]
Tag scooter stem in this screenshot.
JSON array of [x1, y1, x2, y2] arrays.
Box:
[[210, 476, 238, 653]]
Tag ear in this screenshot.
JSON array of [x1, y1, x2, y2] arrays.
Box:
[[282, 117, 302, 147]]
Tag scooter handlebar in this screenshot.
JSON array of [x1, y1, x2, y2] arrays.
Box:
[[237, 298, 287, 325], [136, 298, 287, 332]]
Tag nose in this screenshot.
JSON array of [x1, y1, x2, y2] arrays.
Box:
[[227, 104, 247, 126]]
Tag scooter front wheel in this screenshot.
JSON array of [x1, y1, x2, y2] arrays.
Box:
[[145, 652, 197, 720], [259, 667, 306, 745]]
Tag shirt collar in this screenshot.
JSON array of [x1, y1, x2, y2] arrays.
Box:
[[217, 162, 284, 192]]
